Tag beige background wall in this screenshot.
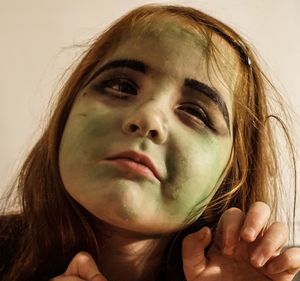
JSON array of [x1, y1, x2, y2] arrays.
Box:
[[1, 0, 299, 243]]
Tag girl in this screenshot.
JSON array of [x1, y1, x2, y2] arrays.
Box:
[[0, 4, 299, 281]]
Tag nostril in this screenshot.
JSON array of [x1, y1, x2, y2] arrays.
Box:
[[150, 130, 158, 138], [129, 124, 139, 132]]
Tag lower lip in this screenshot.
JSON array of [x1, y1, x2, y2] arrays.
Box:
[[104, 159, 158, 181]]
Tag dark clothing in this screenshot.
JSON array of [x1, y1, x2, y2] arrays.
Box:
[[0, 215, 23, 280], [0, 214, 175, 281], [0, 214, 210, 281], [0, 215, 53, 281]]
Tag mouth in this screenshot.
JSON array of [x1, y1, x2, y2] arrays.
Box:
[[105, 151, 161, 182]]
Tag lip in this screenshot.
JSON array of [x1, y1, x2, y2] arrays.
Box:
[[105, 150, 162, 181]]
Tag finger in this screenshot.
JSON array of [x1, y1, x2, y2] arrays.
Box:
[[215, 207, 245, 255], [250, 222, 288, 268], [240, 201, 271, 242], [182, 227, 212, 280], [50, 277, 85, 281], [267, 247, 300, 275], [64, 252, 107, 281]]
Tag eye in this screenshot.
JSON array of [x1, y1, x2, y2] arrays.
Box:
[[177, 103, 210, 126], [93, 78, 138, 99]]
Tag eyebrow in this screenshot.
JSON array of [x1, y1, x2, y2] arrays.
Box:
[[92, 59, 230, 133], [93, 59, 147, 78], [184, 79, 230, 132]]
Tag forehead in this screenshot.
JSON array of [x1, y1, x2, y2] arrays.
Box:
[[123, 20, 237, 67], [98, 19, 240, 108], [113, 21, 208, 74]]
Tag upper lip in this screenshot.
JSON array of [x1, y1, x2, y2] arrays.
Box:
[[105, 150, 162, 181]]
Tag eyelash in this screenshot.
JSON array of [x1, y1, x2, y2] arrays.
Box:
[[94, 78, 138, 99], [93, 78, 213, 129], [177, 104, 211, 128]]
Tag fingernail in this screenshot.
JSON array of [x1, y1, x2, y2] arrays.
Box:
[[243, 227, 256, 240], [251, 255, 266, 268]]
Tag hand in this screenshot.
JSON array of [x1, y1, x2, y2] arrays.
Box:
[[50, 252, 107, 281], [182, 202, 300, 281]]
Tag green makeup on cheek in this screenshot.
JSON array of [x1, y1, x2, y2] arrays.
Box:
[[60, 105, 115, 176], [79, 112, 112, 137], [161, 130, 230, 218]]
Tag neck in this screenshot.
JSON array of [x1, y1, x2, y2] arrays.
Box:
[[92, 221, 172, 281]]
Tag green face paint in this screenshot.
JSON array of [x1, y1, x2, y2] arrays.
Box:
[[59, 20, 235, 235]]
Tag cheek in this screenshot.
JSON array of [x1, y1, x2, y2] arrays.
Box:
[[163, 136, 232, 219], [59, 110, 118, 186], [189, 138, 232, 193], [62, 109, 115, 151]]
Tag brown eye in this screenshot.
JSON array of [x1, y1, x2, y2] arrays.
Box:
[[94, 78, 138, 98]]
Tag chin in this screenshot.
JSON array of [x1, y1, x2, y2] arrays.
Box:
[[89, 208, 184, 236]]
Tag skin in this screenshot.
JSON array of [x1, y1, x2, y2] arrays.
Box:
[[56, 21, 300, 281], [59, 21, 235, 235], [52, 203, 300, 281], [57, 21, 237, 281]]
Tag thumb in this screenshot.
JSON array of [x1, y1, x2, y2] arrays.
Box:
[[182, 227, 212, 280], [64, 251, 108, 281]]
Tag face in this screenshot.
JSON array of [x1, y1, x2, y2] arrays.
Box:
[[59, 20, 236, 235]]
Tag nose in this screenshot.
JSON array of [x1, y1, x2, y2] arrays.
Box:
[[121, 99, 168, 144]]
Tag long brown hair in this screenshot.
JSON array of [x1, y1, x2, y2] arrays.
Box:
[[0, 4, 295, 281]]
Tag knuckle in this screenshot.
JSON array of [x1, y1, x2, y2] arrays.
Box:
[[264, 236, 278, 246], [260, 237, 278, 256]]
